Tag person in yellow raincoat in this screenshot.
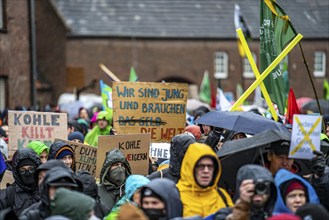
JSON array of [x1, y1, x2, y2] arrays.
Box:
[[176, 143, 233, 217]]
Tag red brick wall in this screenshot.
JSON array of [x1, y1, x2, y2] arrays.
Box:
[[0, 0, 31, 109]]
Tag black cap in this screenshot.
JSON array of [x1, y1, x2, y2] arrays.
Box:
[[270, 141, 290, 155], [48, 177, 78, 188]]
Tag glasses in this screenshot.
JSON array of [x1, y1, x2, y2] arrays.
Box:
[[196, 164, 215, 171], [18, 166, 36, 174]]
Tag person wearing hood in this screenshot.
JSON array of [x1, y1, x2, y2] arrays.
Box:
[[35, 159, 68, 186], [48, 141, 75, 171], [105, 174, 150, 220], [176, 143, 233, 217], [20, 166, 80, 219], [98, 148, 132, 211], [47, 187, 97, 220], [27, 141, 49, 164], [273, 169, 319, 215], [141, 178, 183, 220], [0, 148, 41, 215], [85, 111, 113, 147], [148, 133, 196, 182], [214, 164, 277, 220], [76, 170, 109, 219]]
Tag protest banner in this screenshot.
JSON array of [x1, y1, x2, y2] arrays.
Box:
[[55, 138, 97, 177], [289, 114, 322, 159], [0, 170, 14, 189], [8, 111, 67, 159], [112, 82, 188, 142], [149, 143, 171, 159], [97, 133, 151, 178]]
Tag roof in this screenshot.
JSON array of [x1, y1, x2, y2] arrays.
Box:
[[50, 0, 329, 39]]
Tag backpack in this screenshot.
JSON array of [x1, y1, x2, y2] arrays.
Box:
[[217, 188, 229, 207]]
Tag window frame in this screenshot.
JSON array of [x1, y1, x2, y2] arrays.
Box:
[[214, 51, 228, 79], [313, 51, 326, 77], [242, 52, 257, 78], [0, 0, 7, 32]]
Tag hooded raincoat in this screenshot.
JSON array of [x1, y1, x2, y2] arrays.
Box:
[[48, 141, 75, 171], [20, 166, 79, 220], [0, 148, 41, 215], [176, 143, 233, 217], [273, 169, 319, 215], [98, 148, 131, 211], [85, 111, 113, 146], [148, 134, 196, 182], [141, 178, 183, 219]]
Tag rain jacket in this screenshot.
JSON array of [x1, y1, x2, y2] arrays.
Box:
[[48, 141, 75, 171], [141, 178, 183, 219], [50, 188, 95, 220], [20, 166, 80, 220], [148, 134, 196, 182], [76, 170, 109, 219], [176, 143, 233, 217], [26, 141, 49, 156], [273, 169, 319, 215], [85, 111, 113, 146], [0, 148, 41, 216], [105, 174, 150, 220], [98, 148, 131, 211], [214, 164, 277, 220]]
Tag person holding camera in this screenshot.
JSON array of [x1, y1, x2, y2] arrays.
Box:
[[214, 164, 277, 220]]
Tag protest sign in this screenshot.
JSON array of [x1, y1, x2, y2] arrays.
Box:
[[289, 114, 322, 159], [0, 170, 14, 189], [8, 111, 67, 159], [97, 133, 151, 177], [55, 138, 97, 177], [112, 82, 188, 142], [149, 143, 171, 159]]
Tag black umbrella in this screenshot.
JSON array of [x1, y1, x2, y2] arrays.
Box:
[[195, 111, 288, 135], [302, 99, 329, 114]]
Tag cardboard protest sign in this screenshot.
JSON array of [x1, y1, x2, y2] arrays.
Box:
[[8, 111, 67, 159], [289, 114, 322, 159], [150, 143, 171, 159], [97, 133, 151, 177], [112, 82, 188, 142], [0, 170, 14, 189], [55, 138, 97, 177]]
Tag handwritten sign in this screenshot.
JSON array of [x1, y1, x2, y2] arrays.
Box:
[[112, 82, 188, 142], [97, 133, 151, 177], [55, 138, 97, 177], [8, 111, 67, 159], [289, 115, 322, 159], [149, 143, 171, 159]]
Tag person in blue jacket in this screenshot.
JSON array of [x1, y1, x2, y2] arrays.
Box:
[[273, 169, 319, 215]]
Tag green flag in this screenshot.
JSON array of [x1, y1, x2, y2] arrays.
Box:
[[129, 66, 138, 82], [260, 0, 297, 114], [324, 79, 329, 100], [199, 71, 211, 104], [100, 80, 113, 115]]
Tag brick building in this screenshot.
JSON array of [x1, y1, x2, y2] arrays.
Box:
[[0, 0, 328, 111]]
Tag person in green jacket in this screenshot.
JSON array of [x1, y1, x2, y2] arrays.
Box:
[[26, 141, 49, 164], [85, 111, 113, 147]]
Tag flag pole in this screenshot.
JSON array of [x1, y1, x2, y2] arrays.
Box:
[[297, 43, 323, 116], [99, 63, 121, 82]]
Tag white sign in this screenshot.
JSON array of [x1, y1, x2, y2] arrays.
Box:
[[150, 143, 171, 159], [289, 114, 322, 159]]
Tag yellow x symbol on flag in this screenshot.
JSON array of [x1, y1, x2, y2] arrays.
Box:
[[290, 116, 321, 155]]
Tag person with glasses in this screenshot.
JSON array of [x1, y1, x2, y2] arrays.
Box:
[[0, 148, 41, 215], [176, 143, 233, 217]]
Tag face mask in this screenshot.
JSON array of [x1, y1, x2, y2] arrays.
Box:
[[143, 208, 166, 220], [19, 168, 36, 187], [108, 166, 126, 186]]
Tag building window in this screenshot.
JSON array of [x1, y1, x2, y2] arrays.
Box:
[[214, 52, 228, 79], [0, 78, 6, 112], [0, 0, 4, 30], [314, 51, 326, 77], [243, 52, 256, 78]]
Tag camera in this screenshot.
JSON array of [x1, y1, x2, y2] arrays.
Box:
[[254, 179, 271, 195]]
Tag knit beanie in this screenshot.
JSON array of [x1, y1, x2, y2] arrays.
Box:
[[284, 180, 306, 198], [27, 141, 49, 156], [184, 125, 202, 140], [56, 146, 74, 160], [68, 131, 85, 143], [267, 213, 301, 220], [18, 158, 35, 168]]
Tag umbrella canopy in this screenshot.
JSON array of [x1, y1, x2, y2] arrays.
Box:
[[217, 129, 329, 193], [302, 99, 329, 114], [195, 111, 288, 135]]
